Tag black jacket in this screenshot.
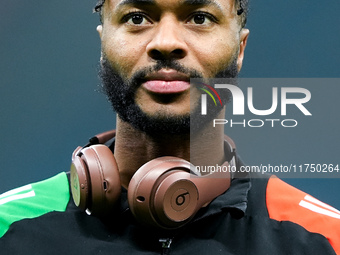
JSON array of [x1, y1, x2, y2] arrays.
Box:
[[0, 166, 339, 254]]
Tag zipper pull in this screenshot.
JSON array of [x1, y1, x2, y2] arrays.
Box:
[[159, 238, 173, 255]]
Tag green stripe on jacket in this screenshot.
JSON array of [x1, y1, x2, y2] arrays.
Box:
[[0, 172, 70, 238]]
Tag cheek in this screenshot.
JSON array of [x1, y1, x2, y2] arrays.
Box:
[[189, 33, 239, 77], [101, 33, 146, 77]]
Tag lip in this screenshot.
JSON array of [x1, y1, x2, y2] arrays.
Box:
[[142, 70, 191, 94]]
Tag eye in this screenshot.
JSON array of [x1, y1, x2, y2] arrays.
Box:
[[193, 14, 207, 24], [187, 12, 216, 26], [123, 12, 151, 26]]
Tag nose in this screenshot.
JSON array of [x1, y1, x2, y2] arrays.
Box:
[[146, 17, 188, 61]]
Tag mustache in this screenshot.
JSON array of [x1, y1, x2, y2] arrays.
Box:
[[100, 55, 238, 94], [117, 59, 204, 89]]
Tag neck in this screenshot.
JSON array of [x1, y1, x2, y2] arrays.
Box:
[[114, 110, 227, 188]]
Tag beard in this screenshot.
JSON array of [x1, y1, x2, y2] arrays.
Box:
[[99, 56, 238, 135]]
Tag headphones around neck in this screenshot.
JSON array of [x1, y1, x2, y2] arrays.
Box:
[[70, 130, 236, 229]]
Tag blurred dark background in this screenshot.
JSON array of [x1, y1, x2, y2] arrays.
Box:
[[1, 1, 339, 208]]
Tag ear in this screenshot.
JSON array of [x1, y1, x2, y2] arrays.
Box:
[[237, 28, 250, 72], [97, 25, 103, 38]]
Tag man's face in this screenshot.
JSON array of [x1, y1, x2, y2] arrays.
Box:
[[98, 0, 249, 134]]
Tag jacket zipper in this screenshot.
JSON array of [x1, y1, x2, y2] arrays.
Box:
[[159, 238, 173, 255]]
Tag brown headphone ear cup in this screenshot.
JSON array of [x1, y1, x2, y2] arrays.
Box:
[[70, 144, 121, 215], [128, 157, 199, 229]]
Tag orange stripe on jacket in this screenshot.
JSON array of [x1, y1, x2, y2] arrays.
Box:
[[266, 176, 340, 254]]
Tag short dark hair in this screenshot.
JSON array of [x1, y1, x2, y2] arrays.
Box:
[[94, 0, 249, 28]]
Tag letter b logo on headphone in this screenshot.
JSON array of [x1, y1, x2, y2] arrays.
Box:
[[175, 191, 189, 206]]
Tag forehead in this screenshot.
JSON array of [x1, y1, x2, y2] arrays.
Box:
[[106, 0, 236, 13]]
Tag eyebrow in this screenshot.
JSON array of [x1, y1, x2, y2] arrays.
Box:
[[182, 0, 218, 6], [116, 0, 223, 10], [116, 0, 156, 8], [181, 0, 223, 12]]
